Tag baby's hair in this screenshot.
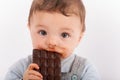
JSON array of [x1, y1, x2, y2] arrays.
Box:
[[28, 0, 86, 32]]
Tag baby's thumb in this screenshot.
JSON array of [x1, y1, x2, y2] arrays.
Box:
[[27, 63, 39, 70]]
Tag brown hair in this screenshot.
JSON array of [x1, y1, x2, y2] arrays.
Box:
[[28, 0, 86, 32]]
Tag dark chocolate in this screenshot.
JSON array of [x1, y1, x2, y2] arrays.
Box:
[[33, 49, 61, 80]]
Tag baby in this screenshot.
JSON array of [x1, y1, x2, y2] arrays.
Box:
[[5, 0, 100, 80]]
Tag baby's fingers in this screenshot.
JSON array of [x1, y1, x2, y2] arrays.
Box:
[[28, 70, 43, 78], [23, 63, 43, 80], [27, 63, 39, 70], [28, 74, 43, 80]]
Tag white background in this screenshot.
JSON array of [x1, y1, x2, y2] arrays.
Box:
[[0, 0, 120, 80]]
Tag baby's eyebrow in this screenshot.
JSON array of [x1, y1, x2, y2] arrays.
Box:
[[61, 28, 74, 32], [35, 23, 48, 27]]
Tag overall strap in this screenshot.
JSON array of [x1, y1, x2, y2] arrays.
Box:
[[61, 55, 86, 80]]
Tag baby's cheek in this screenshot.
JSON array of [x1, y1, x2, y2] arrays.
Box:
[[33, 40, 42, 49], [33, 43, 39, 49], [61, 48, 73, 59]]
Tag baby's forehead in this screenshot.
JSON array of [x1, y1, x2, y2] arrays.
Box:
[[33, 11, 81, 25]]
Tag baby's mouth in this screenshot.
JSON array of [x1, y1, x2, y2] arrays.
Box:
[[37, 48, 62, 55], [37, 47, 65, 58], [46, 47, 62, 54], [46, 49, 57, 53]]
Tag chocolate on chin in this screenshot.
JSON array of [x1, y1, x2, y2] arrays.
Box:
[[33, 49, 61, 80]]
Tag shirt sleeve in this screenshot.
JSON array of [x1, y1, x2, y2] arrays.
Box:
[[4, 56, 31, 80], [80, 61, 101, 80]]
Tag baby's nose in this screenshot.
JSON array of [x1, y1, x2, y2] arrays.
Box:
[[46, 36, 58, 48]]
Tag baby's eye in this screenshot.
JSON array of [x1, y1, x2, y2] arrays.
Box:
[[39, 30, 47, 36], [61, 32, 70, 38]]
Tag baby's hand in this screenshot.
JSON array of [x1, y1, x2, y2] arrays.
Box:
[[23, 63, 43, 80]]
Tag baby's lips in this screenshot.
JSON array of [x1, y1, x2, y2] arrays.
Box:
[[46, 48, 62, 56], [54, 48, 66, 57], [45, 46, 67, 58]]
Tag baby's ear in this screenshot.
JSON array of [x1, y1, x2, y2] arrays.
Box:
[[78, 32, 84, 42], [27, 22, 30, 29]]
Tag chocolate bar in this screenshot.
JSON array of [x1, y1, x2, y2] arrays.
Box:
[[33, 49, 61, 80]]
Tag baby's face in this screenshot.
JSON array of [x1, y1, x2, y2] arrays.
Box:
[[28, 11, 83, 59]]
